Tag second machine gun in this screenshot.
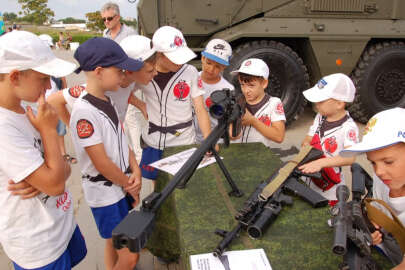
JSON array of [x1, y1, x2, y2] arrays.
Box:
[[214, 145, 330, 256], [331, 163, 381, 270]]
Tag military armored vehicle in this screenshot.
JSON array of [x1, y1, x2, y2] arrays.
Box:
[[135, 0, 405, 124]]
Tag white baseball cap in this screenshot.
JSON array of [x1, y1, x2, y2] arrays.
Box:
[[201, 39, 232, 66], [38, 34, 54, 47], [152, 26, 196, 65], [303, 73, 355, 103], [0, 31, 76, 77], [231, 58, 269, 79], [341, 107, 405, 157], [120, 35, 156, 62]]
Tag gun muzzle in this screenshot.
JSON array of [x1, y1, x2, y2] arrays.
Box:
[[112, 210, 155, 253], [247, 204, 280, 239], [332, 185, 350, 255]]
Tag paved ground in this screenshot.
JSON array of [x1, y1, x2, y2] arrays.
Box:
[[0, 49, 371, 270]]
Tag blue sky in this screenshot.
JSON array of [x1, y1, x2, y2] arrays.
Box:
[[2, 0, 138, 20]]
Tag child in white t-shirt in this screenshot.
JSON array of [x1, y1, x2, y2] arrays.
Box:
[[230, 58, 286, 147], [341, 107, 405, 269], [193, 39, 234, 143], [299, 74, 359, 203], [0, 31, 86, 270]]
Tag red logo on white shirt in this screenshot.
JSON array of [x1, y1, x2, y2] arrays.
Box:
[[259, 115, 271, 126], [324, 136, 338, 153], [348, 129, 357, 142], [276, 102, 284, 115], [77, 119, 94, 139], [173, 80, 190, 101], [56, 191, 71, 212], [68, 85, 85, 98]]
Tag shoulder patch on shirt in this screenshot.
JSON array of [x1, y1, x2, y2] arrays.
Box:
[[205, 97, 212, 108], [69, 85, 85, 98], [76, 119, 94, 139], [347, 129, 357, 142], [276, 102, 284, 115], [173, 80, 190, 101]]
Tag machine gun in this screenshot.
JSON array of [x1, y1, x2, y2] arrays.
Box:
[[213, 145, 329, 256], [112, 89, 246, 252], [331, 163, 381, 270]]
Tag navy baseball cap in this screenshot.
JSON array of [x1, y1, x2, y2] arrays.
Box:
[[74, 37, 143, 74]]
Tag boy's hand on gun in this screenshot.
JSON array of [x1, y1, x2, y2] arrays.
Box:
[[27, 91, 58, 133], [241, 109, 256, 126], [8, 179, 41, 199], [125, 168, 142, 207], [371, 222, 383, 245], [298, 159, 324, 174]]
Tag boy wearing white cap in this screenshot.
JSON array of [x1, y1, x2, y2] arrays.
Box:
[[193, 39, 235, 143], [341, 107, 405, 268], [230, 58, 286, 147], [0, 31, 87, 269], [299, 73, 359, 202], [136, 26, 212, 182]]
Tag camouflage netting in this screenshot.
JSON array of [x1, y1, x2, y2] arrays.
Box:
[[146, 143, 392, 270]]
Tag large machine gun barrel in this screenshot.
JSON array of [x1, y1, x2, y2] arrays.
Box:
[[332, 185, 350, 255]]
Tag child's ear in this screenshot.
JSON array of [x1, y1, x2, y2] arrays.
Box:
[[9, 70, 21, 86], [261, 79, 269, 89]]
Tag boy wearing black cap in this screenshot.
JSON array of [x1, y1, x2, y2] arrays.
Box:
[[70, 37, 142, 270]]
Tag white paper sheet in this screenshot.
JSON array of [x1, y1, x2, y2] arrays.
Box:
[[149, 148, 219, 175], [190, 249, 272, 270]]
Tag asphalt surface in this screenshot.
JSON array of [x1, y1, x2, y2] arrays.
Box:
[[0, 49, 371, 270]]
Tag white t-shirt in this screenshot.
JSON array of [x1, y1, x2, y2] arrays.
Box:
[[193, 72, 235, 143], [62, 84, 134, 123], [233, 95, 286, 147], [0, 106, 75, 269], [139, 64, 205, 149], [308, 112, 359, 200], [70, 91, 128, 207]]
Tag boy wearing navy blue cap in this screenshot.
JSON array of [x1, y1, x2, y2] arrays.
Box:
[[69, 37, 142, 270]]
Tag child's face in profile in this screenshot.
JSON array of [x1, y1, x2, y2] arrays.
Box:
[[315, 98, 344, 117], [238, 76, 268, 104], [99, 66, 125, 91], [367, 142, 405, 196], [201, 57, 225, 82], [15, 70, 51, 102]]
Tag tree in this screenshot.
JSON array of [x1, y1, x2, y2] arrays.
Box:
[[85, 11, 105, 32], [121, 18, 137, 29], [61, 17, 86, 24], [3, 12, 18, 22], [17, 0, 54, 25]]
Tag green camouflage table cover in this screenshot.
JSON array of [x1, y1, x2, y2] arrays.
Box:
[[146, 143, 392, 270]]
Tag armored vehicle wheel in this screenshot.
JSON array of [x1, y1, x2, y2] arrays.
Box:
[[224, 40, 310, 125], [348, 41, 405, 123]]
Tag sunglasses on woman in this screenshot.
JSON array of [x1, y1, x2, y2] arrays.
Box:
[[102, 15, 116, 22]]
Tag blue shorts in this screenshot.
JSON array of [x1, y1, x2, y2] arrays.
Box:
[[56, 120, 66, 136], [140, 146, 163, 180], [13, 226, 87, 270], [90, 197, 130, 239]]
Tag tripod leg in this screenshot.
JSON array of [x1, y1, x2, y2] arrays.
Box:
[[211, 148, 244, 197]]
